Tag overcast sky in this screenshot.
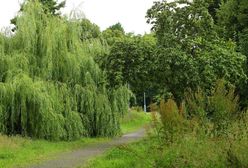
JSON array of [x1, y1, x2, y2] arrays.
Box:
[[0, 0, 158, 34]]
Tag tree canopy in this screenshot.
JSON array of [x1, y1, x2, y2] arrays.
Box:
[[0, 1, 130, 140], [11, 0, 66, 29], [146, 0, 247, 104]]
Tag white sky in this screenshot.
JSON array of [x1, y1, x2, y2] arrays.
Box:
[[0, 0, 158, 34]]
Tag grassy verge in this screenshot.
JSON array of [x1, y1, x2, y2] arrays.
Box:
[[0, 135, 108, 168], [120, 110, 151, 134], [0, 110, 150, 168], [85, 84, 248, 168], [84, 134, 248, 168], [83, 138, 153, 168]]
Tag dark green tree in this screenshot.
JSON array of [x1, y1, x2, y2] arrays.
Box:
[[146, 0, 247, 104], [79, 19, 102, 41], [102, 23, 125, 46], [207, 0, 223, 22], [108, 22, 125, 34], [217, 0, 248, 43], [101, 34, 157, 105], [147, 0, 216, 54], [217, 0, 248, 107]]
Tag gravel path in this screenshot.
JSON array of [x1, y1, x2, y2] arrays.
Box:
[[30, 128, 146, 168]]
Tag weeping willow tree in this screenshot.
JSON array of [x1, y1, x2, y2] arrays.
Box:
[[0, 1, 130, 140]]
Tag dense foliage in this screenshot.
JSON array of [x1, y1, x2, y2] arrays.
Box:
[[87, 81, 248, 167], [98, 0, 248, 108], [0, 0, 248, 166], [101, 34, 156, 105], [11, 0, 66, 31], [0, 0, 248, 144], [0, 2, 130, 140], [145, 0, 247, 105]]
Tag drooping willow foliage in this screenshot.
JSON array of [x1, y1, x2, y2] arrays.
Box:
[[0, 1, 130, 140]]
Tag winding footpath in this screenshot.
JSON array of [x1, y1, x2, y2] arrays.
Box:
[[30, 128, 146, 168]]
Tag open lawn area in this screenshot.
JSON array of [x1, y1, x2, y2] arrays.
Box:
[[0, 110, 149, 168]]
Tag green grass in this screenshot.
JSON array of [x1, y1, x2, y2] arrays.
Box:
[[120, 110, 151, 134], [83, 139, 152, 168], [0, 135, 109, 168], [84, 135, 245, 168], [0, 110, 150, 168]]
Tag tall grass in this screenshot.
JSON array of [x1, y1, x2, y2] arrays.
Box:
[[159, 99, 185, 143], [84, 80, 248, 167], [185, 80, 240, 135]]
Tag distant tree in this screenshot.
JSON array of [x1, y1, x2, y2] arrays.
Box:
[[217, 0, 248, 42], [207, 0, 223, 22], [102, 23, 125, 46], [79, 19, 101, 41], [101, 34, 156, 105], [104, 35, 155, 87], [215, 0, 248, 107], [239, 29, 248, 56], [108, 22, 125, 34], [11, 0, 66, 28], [37, 0, 65, 15]]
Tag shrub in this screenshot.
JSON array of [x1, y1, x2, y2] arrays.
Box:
[[185, 87, 208, 120], [208, 80, 239, 134], [149, 102, 159, 112], [159, 99, 186, 143], [185, 80, 240, 135]]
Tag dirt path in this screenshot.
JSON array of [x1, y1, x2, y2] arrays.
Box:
[[30, 128, 146, 168]]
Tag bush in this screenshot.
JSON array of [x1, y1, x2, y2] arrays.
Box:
[[208, 80, 239, 133], [149, 102, 159, 112], [185, 80, 240, 135], [154, 136, 226, 168], [185, 87, 208, 120], [159, 99, 186, 143]]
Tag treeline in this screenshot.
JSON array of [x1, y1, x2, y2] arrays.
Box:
[[0, 0, 248, 142], [97, 0, 248, 109]]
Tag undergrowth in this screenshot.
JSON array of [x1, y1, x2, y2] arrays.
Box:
[[85, 80, 248, 168]]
